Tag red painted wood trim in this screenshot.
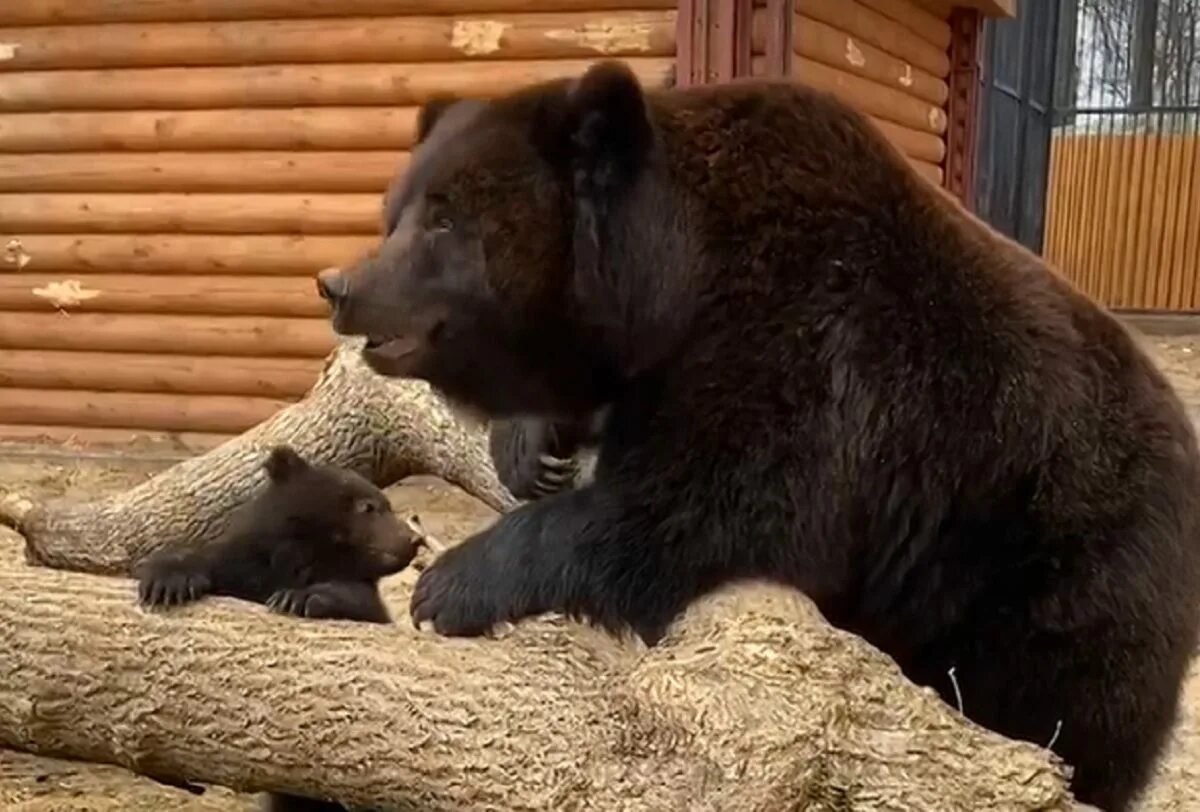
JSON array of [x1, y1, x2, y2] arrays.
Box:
[[675, 0, 756, 87], [945, 8, 984, 206]]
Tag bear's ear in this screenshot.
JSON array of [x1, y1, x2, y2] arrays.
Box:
[[416, 95, 460, 144], [263, 446, 308, 483], [534, 60, 654, 193]]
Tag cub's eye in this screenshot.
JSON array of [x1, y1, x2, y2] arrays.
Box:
[[430, 217, 454, 234], [354, 499, 378, 514]]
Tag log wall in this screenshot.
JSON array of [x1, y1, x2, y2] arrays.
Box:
[[0, 1, 677, 443], [781, 0, 953, 185]]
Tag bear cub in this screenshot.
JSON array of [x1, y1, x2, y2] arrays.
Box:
[[136, 445, 417, 623], [136, 446, 414, 812]]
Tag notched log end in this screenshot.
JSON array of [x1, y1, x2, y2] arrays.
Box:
[[0, 490, 39, 533]]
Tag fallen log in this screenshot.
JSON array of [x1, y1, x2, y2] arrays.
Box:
[[0, 339, 516, 574], [0, 552, 1074, 811], [0, 748, 254, 811]]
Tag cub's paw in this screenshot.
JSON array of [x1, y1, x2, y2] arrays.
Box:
[[529, 454, 580, 499], [266, 585, 338, 619], [410, 541, 525, 637], [137, 568, 211, 608]]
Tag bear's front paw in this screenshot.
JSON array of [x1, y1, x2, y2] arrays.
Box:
[[266, 585, 336, 619], [137, 568, 211, 608], [410, 542, 523, 637]]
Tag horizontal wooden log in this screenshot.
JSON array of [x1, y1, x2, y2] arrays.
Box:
[[0, 350, 322, 398], [0, 313, 334, 358], [0, 193, 379, 234], [0, 12, 676, 72], [0, 387, 291, 433], [792, 15, 948, 106], [796, 56, 948, 134], [0, 747, 251, 811], [0, 235, 374, 276], [0, 564, 1075, 810], [800, 0, 951, 77], [871, 117, 946, 163], [0, 274, 326, 317], [0, 0, 678, 26], [857, 0, 952, 49], [911, 0, 953, 17], [0, 108, 417, 152], [1, 339, 515, 573], [0, 423, 232, 452], [0, 152, 406, 192], [0, 58, 676, 112], [908, 158, 944, 184]]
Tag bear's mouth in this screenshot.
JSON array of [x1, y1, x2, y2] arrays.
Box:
[[364, 334, 420, 356]]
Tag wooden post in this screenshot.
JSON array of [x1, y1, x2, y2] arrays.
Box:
[[675, 0, 755, 87], [763, 0, 795, 78], [945, 9, 984, 206]]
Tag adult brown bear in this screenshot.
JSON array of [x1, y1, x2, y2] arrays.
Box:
[[315, 61, 1200, 811]]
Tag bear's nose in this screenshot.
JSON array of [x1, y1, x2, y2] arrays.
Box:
[[316, 267, 348, 305]]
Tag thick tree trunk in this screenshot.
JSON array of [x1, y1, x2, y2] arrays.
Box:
[[0, 339, 516, 574], [0, 748, 254, 811], [0, 556, 1073, 811]]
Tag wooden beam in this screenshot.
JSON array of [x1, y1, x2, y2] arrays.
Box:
[[675, 0, 755, 86], [762, 0, 795, 78], [943, 9, 984, 206], [951, 1, 1015, 17]]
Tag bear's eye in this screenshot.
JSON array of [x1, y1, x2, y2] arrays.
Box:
[[354, 499, 378, 514], [430, 216, 454, 234]]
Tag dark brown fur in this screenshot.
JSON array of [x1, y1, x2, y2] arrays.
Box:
[[317, 62, 1200, 810], [137, 446, 415, 812]]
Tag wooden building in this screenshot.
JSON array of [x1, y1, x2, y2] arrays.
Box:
[[0, 0, 1014, 448]]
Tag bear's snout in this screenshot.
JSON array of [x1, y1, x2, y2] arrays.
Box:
[[315, 267, 348, 306]]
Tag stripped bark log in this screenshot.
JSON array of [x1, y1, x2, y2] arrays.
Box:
[[0, 555, 1074, 811], [0, 339, 516, 574], [0, 748, 254, 811]]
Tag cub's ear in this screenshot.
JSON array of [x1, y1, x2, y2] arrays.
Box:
[[416, 95, 460, 144], [534, 60, 654, 193], [263, 446, 309, 483]]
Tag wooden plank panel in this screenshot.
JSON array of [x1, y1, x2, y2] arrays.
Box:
[[0, 193, 379, 234], [1043, 133, 1200, 311], [0, 312, 335, 357], [0, 350, 321, 398], [1138, 136, 1173, 309], [0, 12, 677, 72], [0, 58, 676, 112], [0, 0, 678, 26], [800, 0, 951, 77], [0, 152, 406, 193], [0, 274, 327, 317], [0, 387, 291, 434], [1178, 138, 1200, 308], [0, 108, 417, 152], [0, 235, 375, 276]]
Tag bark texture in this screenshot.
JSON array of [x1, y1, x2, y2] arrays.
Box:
[[0, 339, 516, 574], [0, 748, 254, 811], [0, 552, 1073, 811]]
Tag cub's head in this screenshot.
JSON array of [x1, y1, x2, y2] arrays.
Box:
[[317, 60, 657, 420], [228, 446, 419, 581]]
